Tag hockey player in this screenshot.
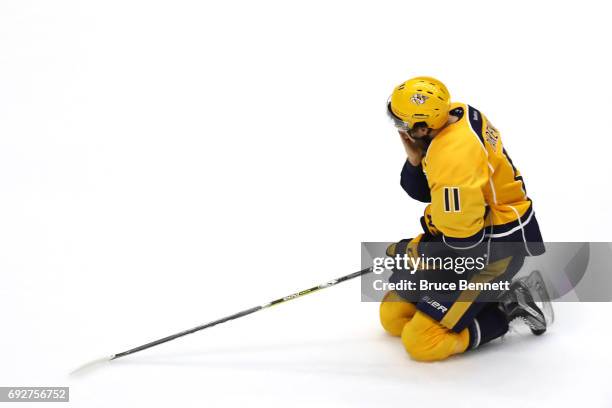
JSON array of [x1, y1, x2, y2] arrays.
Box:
[[380, 76, 551, 361]]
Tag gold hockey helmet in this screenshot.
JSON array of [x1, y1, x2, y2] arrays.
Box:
[[387, 76, 451, 130]]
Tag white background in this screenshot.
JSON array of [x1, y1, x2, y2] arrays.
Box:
[[1, 0, 612, 406]]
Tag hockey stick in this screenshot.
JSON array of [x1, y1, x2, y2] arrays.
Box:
[[71, 266, 373, 373], [71, 244, 592, 374]]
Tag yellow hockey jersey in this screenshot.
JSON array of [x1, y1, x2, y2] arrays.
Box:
[[402, 102, 542, 254]]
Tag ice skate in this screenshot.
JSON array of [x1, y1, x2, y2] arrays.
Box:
[[501, 270, 552, 336]]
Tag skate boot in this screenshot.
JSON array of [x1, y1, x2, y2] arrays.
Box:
[[500, 271, 552, 335]]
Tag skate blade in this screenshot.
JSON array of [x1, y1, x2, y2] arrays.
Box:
[[524, 270, 555, 326]]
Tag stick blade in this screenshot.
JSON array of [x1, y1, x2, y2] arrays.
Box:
[[69, 355, 114, 376]]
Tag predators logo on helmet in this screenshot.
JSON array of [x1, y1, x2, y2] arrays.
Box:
[[410, 93, 429, 105]]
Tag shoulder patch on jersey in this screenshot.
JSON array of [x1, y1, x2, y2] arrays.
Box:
[[467, 105, 485, 147]]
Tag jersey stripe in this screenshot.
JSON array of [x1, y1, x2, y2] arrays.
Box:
[[467, 106, 485, 147], [443, 227, 486, 249], [464, 105, 488, 158]]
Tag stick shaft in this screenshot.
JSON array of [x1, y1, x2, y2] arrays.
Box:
[[111, 266, 372, 360]]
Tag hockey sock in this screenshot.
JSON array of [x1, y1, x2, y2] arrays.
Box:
[[467, 302, 509, 349]]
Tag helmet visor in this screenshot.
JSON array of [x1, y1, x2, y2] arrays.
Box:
[[386, 99, 412, 131]]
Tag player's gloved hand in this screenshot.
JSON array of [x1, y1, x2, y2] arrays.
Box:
[[399, 130, 424, 166]]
